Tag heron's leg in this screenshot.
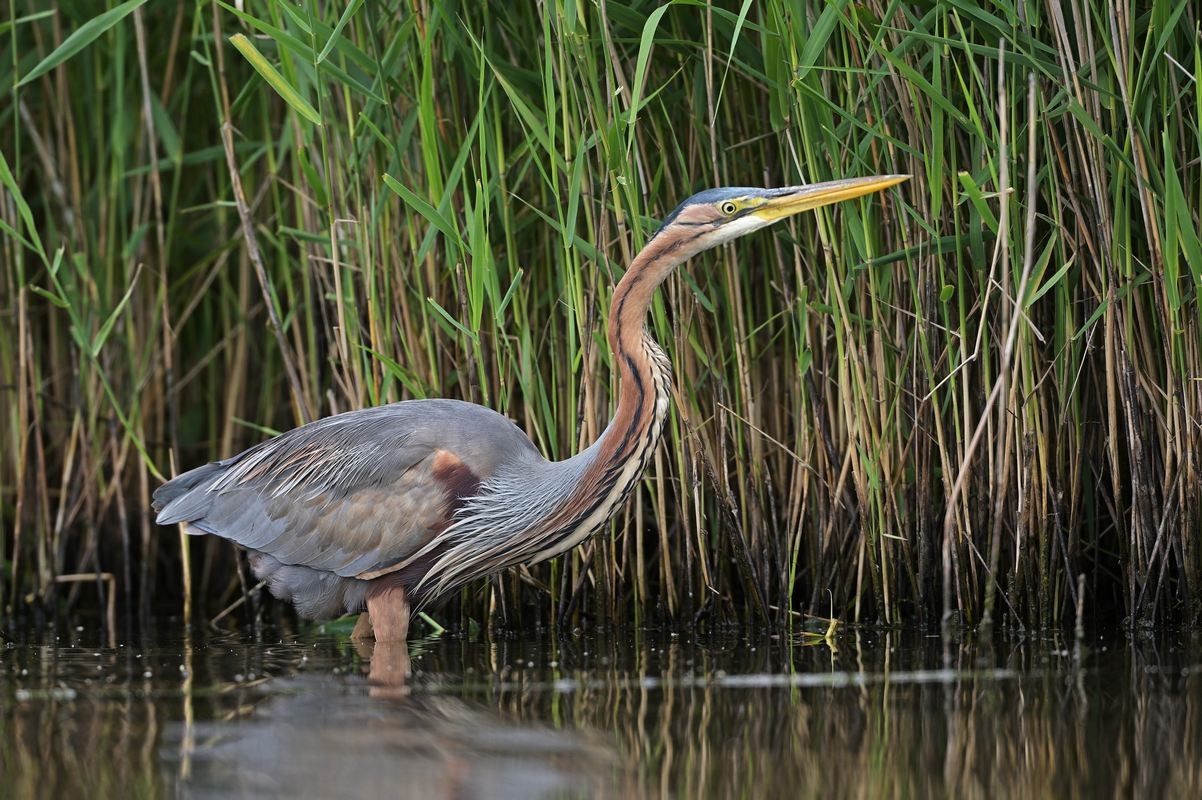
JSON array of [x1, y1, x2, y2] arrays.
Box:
[[350, 611, 374, 640], [366, 583, 410, 643]]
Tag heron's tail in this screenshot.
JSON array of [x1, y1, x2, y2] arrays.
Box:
[[152, 461, 228, 524]]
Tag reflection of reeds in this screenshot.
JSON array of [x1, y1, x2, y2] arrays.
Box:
[[425, 633, 1202, 798], [1, 2, 1200, 630], [2, 654, 163, 797]]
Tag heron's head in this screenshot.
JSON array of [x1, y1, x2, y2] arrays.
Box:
[[652, 175, 909, 258]]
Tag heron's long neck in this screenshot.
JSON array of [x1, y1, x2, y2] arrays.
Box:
[[595, 242, 680, 467], [410, 239, 685, 593], [506, 239, 679, 560]]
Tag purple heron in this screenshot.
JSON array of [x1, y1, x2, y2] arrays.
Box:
[[153, 176, 908, 641]]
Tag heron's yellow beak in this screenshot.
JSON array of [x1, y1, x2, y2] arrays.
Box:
[[752, 175, 909, 222]]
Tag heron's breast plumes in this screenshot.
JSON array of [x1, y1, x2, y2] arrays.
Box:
[[404, 332, 673, 603]]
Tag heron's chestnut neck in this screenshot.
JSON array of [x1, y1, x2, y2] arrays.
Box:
[[607, 223, 700, 358]]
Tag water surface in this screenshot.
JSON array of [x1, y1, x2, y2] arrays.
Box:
[[4, 621, 1202, 798]]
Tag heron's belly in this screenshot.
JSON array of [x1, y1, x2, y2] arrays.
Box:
[[247, 550, 371, 619]]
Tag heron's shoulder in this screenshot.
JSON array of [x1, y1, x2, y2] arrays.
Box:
[[377, 399, 533, 442], [326, 399, 540, 469], [287, 398, 527, 437]]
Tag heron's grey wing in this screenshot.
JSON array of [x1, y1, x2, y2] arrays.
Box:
[[153, 400, 538, 578]]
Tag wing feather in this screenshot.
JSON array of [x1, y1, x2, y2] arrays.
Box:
[[153, 399, 535, 579]]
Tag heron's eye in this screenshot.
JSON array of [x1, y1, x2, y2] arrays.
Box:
[[720, 201, 738, 216]]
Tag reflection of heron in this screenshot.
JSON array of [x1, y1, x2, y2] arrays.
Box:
[[153, 177, 908, 642], [161, 672, 620, 799]]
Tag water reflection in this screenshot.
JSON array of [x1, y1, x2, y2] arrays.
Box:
[[3, 624, 1202, 798], [162, 674, 616, 798]]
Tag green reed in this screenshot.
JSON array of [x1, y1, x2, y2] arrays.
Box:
[[1, 0, 1199, 631]]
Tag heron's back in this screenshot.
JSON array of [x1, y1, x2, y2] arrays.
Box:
[[153, 399, 543, 616]]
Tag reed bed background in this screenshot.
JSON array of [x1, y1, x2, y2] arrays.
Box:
[[1, 0, 1199, 632]]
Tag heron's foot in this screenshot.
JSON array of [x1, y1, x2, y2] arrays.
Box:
[[350, 611, 374, 641]]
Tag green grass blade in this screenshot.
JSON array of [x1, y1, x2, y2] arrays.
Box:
[[228, 33, 323, 126], [16, 0, 148, 87], [626, 3, 672, 152], [317, 0, 365, 63], [382, 173, 466, 253]]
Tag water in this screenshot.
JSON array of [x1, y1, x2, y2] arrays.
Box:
[[3, 621, 1202, 798]]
